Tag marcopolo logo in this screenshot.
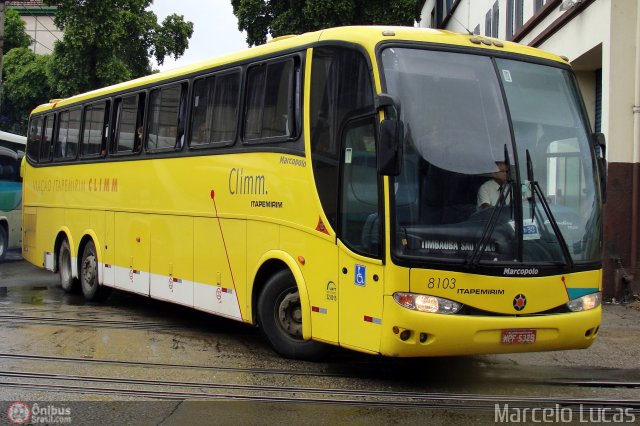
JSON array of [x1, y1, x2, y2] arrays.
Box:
[[503, 267, 539, 276]]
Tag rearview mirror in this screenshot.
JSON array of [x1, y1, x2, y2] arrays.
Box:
[[378, 119, 403, 176], [593, 132, 607, 203], [376, 94, 403, 176]]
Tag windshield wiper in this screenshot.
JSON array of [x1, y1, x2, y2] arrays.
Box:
[[525, 149, 574, 269], [466, 145, 513, 268]]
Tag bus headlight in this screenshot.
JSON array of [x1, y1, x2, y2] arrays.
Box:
[[393, 293, 462, 314], [567, 292, 601, 312]]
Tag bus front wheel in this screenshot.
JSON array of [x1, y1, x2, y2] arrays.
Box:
[[257, 269, 329, 361], [80, 240, 111, 302], [58, 239, 79, 293]]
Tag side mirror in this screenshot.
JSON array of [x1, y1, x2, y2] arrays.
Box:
[[593, 132, 607, 203], [378, 119, 403, 176], [376, 94, 404, 176]]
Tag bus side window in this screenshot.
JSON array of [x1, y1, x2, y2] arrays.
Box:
[[147, 83, 186, 151], [27, 117, 43, 163], [114, 94, 145, 154], [82, 101, 109, 157], [190, 71, 240, 147], [55, 109, 80, 160], [39, 114, 55, 163], [244, 58, 298, 142]]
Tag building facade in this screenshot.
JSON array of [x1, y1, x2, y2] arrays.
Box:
[[8, 0, 61, 55], [420, 0, 640, 301]]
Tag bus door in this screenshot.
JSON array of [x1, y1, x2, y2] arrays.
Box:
[[337, 117, 384, 353]]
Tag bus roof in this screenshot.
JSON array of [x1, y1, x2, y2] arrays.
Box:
[[30, 26, 567, 115]]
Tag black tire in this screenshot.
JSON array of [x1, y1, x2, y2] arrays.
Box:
[[0, 226, 7, 262], [58, 239, 79, 293], [80, 240, 111, 302], [257, 269, 329, 360]]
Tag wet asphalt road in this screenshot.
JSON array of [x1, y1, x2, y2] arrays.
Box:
[[1, 252, 639, 425]]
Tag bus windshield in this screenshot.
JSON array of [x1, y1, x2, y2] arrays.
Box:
[[381, 47, 602, 266]]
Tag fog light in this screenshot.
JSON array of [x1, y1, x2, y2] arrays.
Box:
[[400, 330, 411, 341], [419, 333, 428, 343], [567, 292, 601, 312]]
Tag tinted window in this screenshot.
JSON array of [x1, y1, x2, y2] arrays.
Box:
[[40, 115, 55, 162], [114, 94, 144, 153], [82, 102, 108, 157], [244, 58, 297, 142], [190, 71, 240, 147], [310, 47, 375, 230], [55, 109, 81, 160], [147, 84, 186, 151], [27, 117, 43, 162]]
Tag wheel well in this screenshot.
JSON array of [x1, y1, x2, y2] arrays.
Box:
[[251, 259, 289, 323], [0, 219, 7, 235], [53, 232, 69, 273]]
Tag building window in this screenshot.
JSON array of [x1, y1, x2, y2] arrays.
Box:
[[507, 0, 524, 40], [485, 10, 492, 36], [492, 1, 499, 38], [534, 0, 546, 13]]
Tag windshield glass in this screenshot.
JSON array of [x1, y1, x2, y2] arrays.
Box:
[[381, 47, 602, 265]]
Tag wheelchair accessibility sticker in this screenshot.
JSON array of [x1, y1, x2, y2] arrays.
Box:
[[354, 264, 366, 287]]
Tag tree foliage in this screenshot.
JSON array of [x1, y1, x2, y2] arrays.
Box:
[[43, 0, 194, 97], [2, 48, 52, 132], [4, 8, 32, 53], [231, 0, 420, 46]]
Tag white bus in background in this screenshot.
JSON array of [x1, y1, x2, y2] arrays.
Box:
[[0, 131, 26, 261]]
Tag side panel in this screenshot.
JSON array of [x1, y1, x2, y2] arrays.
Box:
[[338, 242, 384, 353], [193, 217, 245, 320], [22, 206, 37, 264], [149, 215, 194, 307], [280, 227, 339, 344], [102, 211, 115, 287], [40, 207, 66, 270], [114, 212, 150, 295]]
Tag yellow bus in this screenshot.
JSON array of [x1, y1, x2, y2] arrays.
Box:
[[23, 26, 605, 359]]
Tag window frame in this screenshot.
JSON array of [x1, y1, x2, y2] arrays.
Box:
[[54, 107, 82, 162], [111, 92, 146, 156], [188, 67, 242, 150], [39, 113, 56, 164], [80, 100, 110, 159], [242, 55, 301, 145], [145, 81, 189, 153]]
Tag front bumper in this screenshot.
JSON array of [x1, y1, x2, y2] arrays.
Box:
[[379, 295, 601, 357]]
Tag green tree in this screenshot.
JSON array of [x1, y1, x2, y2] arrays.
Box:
[[4, 8, 32, 53], [232, 0, 420, 46], [43, 0, 194, 97], [2, 48, 52, 132]]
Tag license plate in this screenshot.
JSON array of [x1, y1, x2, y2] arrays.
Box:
[[501, 329, 536, 344]]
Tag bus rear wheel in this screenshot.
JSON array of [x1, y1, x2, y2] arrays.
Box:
[[0, 226, 7, 262], [58, 239, 79, 293], [257, 269, 329, 360], [80, 240, 111, 302]]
